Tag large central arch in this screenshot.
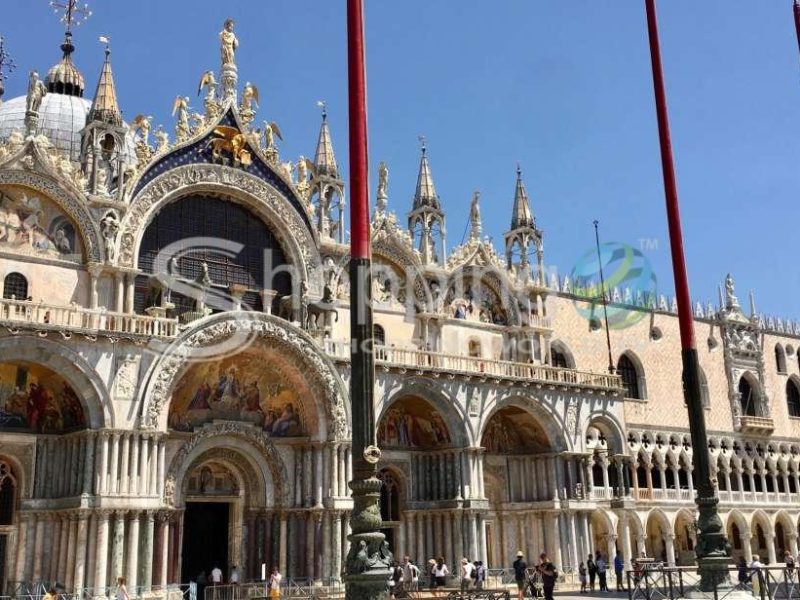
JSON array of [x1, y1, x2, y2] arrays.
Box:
[[117, 165, 322, 295], [138, 312, 350, 439]]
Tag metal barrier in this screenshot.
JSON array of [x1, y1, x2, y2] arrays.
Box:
[[626, 564, 800, 600]]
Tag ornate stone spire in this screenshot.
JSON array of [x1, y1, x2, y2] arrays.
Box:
[[413, 141, 439, 210], [510, 164, 535, 230], [469, 190, 482, 242], [45, 32, 85, 97], [313, 103, 338, 177], [87, 44, 121, 126]]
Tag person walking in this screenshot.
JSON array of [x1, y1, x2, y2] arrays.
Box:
[[538, 553, 557, 600], [402, 556, 419, 592], [428, 559, 437, 590], [785, 550, 795, 580], [115, 578, 129, 600], [390, 561, 403, 599], [230, 565, 240, 585], [750, 555, 764, 597], [460, 558, 474, 592], [433, 557, 449, 588], [587, 554, 597, 592], [596, 552, 608, 592], [614, 553, 625, 591], [268, 566, 282, 600], [474, 560, 486, 591], [579, 562, 588, 593], [211, 564, 224, 586], [737, 556, 750, 587], [513, 551, 528, 600]]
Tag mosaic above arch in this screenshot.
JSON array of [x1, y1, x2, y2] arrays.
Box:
[[481, 405, 550, 454], [0, 185, 83, 263], [378, 396, 450, 449], [168, 346, 310, 437], [0, 361, 86, 433]]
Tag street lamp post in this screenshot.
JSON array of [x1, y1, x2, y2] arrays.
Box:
[[644, 0, 744, 594], [344, 1, 392, 599]]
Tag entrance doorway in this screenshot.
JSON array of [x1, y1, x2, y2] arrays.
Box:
[[181, 502, 230, 582]]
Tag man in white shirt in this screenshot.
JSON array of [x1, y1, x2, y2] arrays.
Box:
[[211, 565, 223, 585], [460, 558, 474, 592], [402, 556, 419, 591], [230, 565, 240, 584]]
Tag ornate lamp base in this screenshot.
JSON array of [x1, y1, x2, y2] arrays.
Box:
[[345, 476, 392, 600]]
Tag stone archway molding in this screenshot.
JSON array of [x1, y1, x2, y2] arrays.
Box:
[[0, 169, 103, 262], [118, 164, 322, 295], [165, 421, 289, 508], [138, 312, 350, 440]]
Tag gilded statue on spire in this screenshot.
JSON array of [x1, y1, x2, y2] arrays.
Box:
[[220, 19, 238, 67]]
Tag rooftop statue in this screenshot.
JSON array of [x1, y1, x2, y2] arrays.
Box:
[[25, 70, 46, 114], [198, 70, 217, 102], [220, 19, 238, 68]]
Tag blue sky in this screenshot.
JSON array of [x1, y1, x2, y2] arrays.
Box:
[[3, 1, 800, 319]]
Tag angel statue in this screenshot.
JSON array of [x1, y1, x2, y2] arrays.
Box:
[[296, 155, 308, 183], [25, 70, 47, 114], [262, 121, 283, 150], [154, 126, 169, 152], [197, 70, 217, 102], [220, 19, 239, 67], [172, 96, 191, 140], [131, 114, 152, 146], [241, 82, 259, 111]]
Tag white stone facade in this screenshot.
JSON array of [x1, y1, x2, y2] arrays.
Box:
[[0, 15, 799, 599]]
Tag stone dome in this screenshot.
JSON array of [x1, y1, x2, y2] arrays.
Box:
[[0, 93, 91, 161]]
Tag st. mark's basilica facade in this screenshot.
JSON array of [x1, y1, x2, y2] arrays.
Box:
[[0, 12, 800, 598]]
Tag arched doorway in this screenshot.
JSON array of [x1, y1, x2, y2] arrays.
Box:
[[481, 405, 553, 567], [673, 510, 696, 566], [645, 511, 671, 564], [0, 459, 18, 592], [378, 469, 404, 554]]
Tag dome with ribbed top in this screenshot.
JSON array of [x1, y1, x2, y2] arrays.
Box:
[[44, 33, 85, 97]]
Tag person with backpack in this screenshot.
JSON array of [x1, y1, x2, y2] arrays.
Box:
[[538, 552, 557, 600], [460, 558, 474, 592]]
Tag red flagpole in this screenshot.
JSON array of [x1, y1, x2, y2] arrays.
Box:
[[644, 0, 730, 577], [348, 0, 370, 260]]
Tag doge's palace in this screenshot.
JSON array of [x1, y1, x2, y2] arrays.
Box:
[[0, 9, 798, 599]]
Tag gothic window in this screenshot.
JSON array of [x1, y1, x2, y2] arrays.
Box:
[[378, 469, 400, 522], [2, 273, 28, 300], [373, 324, 386, 346], [787, 380, 800, 418], [738, 376, 757, 417], [617, 354, 642, 399], [0, 461, 16, 525], [776, 344, 787, 374]]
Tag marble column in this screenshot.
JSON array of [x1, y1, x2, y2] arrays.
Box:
[[98, 432, 110, 495], [741, 533, 753, 563], [158, 513, 171, 587], [83, 433, 96, 495], [314, 444, 324, 506], [95, 511, 111, 592], [139, 435, 151, 496], [468, 512, 478, 560], [65, 515, 77, 589], [49, 515, 62, 582], [142, 511, 155, 592], [766, 533, 777, 565], [109, 433, 120, 495], [322, 512, 332, 580], [443, 513, 453, 566], [57, 513, 70, 585], [305, 512, 315, 579], [279, 513, 288, 577], [620, 515, 632, 569], [129, 433, 140, 496], [453, 513, 464, 568], [32, 513, 45, 580], [329, 444, 339, 497], [664, 533, 676, 567], [332, 511, 342, 582], [111, 511, 126, 584], [549, 513, 562, 568], [149, 436, 160, 496], [477, 513, 487, 565], [127, 512, 140, 592], [338, 447, 347, 500], [567, 512, 579, 570], [416, 513, 425, 565], [73, 512, 90, 591], [120, 433, 131, 495]]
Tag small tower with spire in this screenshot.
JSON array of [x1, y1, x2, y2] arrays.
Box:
[[408, 140, 446, 265], [308, 103, 345, 243], [504, 166, 544, 283], [80, 40, 127, 199]]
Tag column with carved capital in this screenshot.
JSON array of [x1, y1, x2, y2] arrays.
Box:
[[64, 514, 77, 589], [129, 433, 140, 496], [73, 511, 90, 591], [127, 511, 140, 591], [305, 511, 316, 579], [322, 511, 332, 580], [415, 513, 424, 566], [31, 512, 45, 581], [663, 533, 675, 567], [83, 433, 96, 495], [95, 510, 111, 592], [157, 512, 171, 587], [453, 512, 463, 568], [120, 433, 131, 495], [468, 512, 478, 560], [330, 444, 339, 497], [57, 513, 70, 585], [98, 432, 110, 495], [619, 514, 632, 570], [314, 443, 324, 507], [149, 436, 160, 496]]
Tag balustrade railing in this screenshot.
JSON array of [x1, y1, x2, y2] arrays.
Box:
[[0, 297, 179, 338], [324, 339, 622, 390]]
